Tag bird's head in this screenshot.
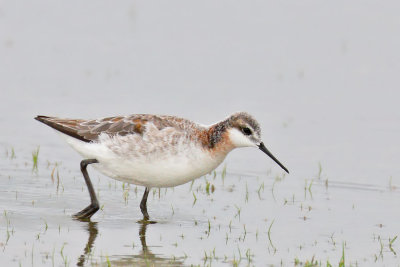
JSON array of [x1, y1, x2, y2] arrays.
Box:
[[226, 112, 289, 174]]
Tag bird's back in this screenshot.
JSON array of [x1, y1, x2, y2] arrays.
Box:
[[35, 114, 201, 143]]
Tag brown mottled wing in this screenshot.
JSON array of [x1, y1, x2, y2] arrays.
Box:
[[35, 115, 92, 142], [34, 114, 184, 143]]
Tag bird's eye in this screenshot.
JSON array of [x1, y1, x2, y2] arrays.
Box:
[[242, 127, 252, 135]]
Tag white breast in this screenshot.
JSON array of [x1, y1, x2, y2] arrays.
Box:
[[61, 130, 229, 188]]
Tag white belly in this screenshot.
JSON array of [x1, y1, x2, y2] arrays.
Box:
[[63, 134, 228, 187]]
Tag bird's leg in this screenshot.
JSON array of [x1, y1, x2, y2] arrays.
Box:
[[140, 187, 150, 220], [73, 159, 99, 220]]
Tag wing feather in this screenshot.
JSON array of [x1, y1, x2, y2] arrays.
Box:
[[35, 114, 193, 142]]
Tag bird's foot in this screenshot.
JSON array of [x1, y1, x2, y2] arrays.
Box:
[[73, 203, 99, 220]]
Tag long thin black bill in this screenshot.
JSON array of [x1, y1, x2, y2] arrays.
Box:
[[258, 142, 289, 174]]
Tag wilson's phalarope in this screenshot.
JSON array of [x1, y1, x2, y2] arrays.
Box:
[[35, 112, 288, 220]]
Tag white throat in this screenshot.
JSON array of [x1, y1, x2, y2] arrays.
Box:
[[227, 128, 256, 148]]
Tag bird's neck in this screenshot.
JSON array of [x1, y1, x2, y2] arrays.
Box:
[[198, 119, 234, 153]]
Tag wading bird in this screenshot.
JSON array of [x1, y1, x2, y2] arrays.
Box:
[[35, 112, 288, 220]]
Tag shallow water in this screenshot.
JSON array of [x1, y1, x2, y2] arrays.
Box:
[[1, 1, 400, 266], [1, 152, 400, 266]]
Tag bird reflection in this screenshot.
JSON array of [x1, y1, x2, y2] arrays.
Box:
[[77, 221, 98, 267], [138, 220, 153, 256], [77, 219, 185, 267]]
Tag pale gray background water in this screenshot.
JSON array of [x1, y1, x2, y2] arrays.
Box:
[[0, 1, 399, 266]]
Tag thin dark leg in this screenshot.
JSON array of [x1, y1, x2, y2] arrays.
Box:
[[140, 187, 150, 220], [73, 159, 99, 220]]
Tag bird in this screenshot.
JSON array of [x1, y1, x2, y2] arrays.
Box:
[[35, 112, 289, 220]]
